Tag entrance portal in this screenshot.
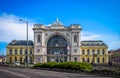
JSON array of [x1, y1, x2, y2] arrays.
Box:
[[47, 35, 67, 62]]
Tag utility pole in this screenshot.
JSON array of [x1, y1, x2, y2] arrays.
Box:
[[19, 19, 28, 67]]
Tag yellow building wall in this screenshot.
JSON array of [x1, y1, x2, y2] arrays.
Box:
[[6, 46, 34, 64], [80, 46, 108, 64]]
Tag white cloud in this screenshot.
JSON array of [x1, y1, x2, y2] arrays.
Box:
[[81, 31, 102, 40], [0, 13, 34, 42], [81, 31, 120, 50], [0, 13, 119, 50]]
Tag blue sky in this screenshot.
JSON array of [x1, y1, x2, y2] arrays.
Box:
[[0, 0, 120, 55]]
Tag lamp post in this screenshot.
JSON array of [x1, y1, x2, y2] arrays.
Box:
[[19, 19, 28, 67]]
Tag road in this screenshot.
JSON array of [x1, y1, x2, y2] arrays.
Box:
[[0, 66, 113, 78]]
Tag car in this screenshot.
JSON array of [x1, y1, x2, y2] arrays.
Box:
[[14, 62, 20, 66]]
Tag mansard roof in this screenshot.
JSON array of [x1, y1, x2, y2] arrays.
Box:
[[81, 40, 107, 46], [8, 40, 33, 46]]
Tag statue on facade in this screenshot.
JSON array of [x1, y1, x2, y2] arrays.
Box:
[[74, 33, 78, 43], [37, 34, 41, 42]]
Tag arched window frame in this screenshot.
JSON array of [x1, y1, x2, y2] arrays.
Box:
[[97, 57, 100, 63], [15, 49, 18, 55], [82, 58, 85, 62], [15, 57, 17, 62], [92, 49, 95, 54], [87, 49, 90, 55], [82, 49, 85, 55], [97, 49, 100, 55], [102, 49, 105, 55], [74, 57, 77, 62]]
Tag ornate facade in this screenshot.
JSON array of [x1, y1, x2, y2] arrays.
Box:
[[108, 48, 120, 64], [33, 19, 81, 63], [80, 41, 108, 64], [6, 40, 34, 64]]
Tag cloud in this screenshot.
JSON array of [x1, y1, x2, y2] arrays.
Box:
[[81, 31, 120, 50], [0, 13, 34, 42], [81, 31, 102, 40], [0, 13, 119, 51]]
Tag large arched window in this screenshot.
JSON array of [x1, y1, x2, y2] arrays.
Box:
[[47, 35, 67, 62]]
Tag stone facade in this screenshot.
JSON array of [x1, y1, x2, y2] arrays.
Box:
[[108, 48, 120, 64], [33, 19, 81, 63]]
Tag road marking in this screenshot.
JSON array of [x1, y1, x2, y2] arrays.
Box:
[[0, 68, 30, 78]]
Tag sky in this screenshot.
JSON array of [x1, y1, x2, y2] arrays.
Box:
[[0, 0, 120, 55]]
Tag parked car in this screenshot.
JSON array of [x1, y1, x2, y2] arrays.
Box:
[[14, 62, 20, 66]]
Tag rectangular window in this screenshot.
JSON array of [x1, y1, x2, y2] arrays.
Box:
[[30, 49, 32, 54], [20, 49, 22, 55], [10, 49, 12, 55], [15, 49, 18, 55]]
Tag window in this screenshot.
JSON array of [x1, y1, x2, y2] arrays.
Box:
[[82, 49, 85, 55], [74, 49, 77, 53], [92, 58, 94, 63], [97, 49, 100, 55], [47, 35, 67, 62], [87, 49, 90, 55], [20, 48, 22, 55], [15, 49, 17, 55], [20, 57, 22, 63], [74, 57, 77, 62], [15, 57, 17, 61], [82, 58, 85, 62], [37, 49, 40, 53], [97, 57, 100, 63], [10, 49, 12, 55], [102, 49, 105, 55], [102, 57, 105, 63], [10, 57, 12, 63], [29, 57, 32, 63], [30, 49, 32, 54], [37, 34, 41, 42], [87, 58, 90, 63], [92, 49, 95, 54]]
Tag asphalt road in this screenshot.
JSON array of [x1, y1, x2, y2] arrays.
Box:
[[0, 66, 113, 78]]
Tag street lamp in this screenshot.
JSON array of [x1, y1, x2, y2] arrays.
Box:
[[19, 19, 28, 67]]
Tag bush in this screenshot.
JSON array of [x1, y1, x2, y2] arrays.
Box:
[[91, 67, 120, 76], [33, 62, 92, 71]]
